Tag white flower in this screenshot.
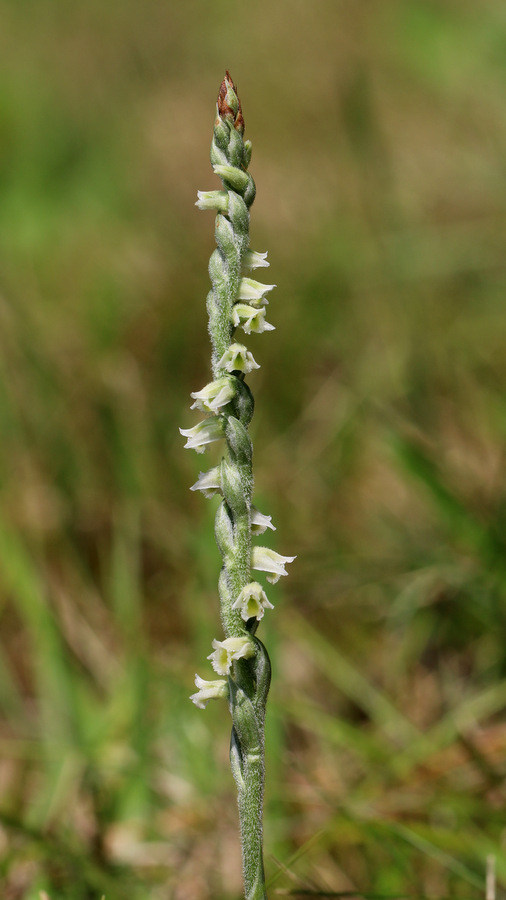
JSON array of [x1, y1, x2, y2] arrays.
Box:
[[232, 582, 274, 622], [190, 466, 222, 498], [179, 418, 224, 453], [217, 343, 260, 374], [243, 250, 269, 270], [231, 304, 275, 335], [252, 547, 296, 584], [190, 674, 228, 710], [207, 636, 255, 676], [251, 508, 276, 535], [195, 190, 229, 212], [190, 378, 235, 413], [238, 277, 276, 306]]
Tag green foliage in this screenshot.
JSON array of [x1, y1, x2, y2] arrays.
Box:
[[0, 0, 505, 897]]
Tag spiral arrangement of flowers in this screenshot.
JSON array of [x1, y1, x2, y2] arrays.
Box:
[[180, 72, 295, 900]]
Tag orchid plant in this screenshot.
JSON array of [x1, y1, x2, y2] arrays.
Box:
[[180, 73, 295, 900]]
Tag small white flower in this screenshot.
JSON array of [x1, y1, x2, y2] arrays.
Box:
[[195, 190, 229, 212], [217, 343, 260, 374], [238, 277, 276, 306], [190, 378, 235, 413], [232, 582, 274, 622], [243, 249, 269, 270], [251, 508, 276, 535], [190, 674, 228, 709], [179, 418, 224, 453], [252, 547, 296, 584], [190, 466, 222, 498], [207, 636, 255, 675], [231, 304, 275, 335]]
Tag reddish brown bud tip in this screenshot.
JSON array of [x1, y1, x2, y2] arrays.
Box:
[[217, 71, 245, 134]]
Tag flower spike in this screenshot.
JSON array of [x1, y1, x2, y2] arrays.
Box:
[[184, 72, 295, 900]]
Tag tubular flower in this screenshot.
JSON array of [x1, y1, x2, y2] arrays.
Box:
[[232, 582, 274, 622], [252, 546, 296, 584], [190, 674, 229, 710], [238, 277, 276, 306], [179, 418, 224, 453], [243, 249, 269, 269], [190, 377, 235, 412], [207, 636, 255, 676], [189, 466, 222, 498], [195, 190, 229, 212], [251, 508, 276, 535], [217, 342, 260, 374], [231, 303, 275, 334]]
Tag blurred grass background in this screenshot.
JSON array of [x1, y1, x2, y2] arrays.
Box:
[[0, 0, 506, 897]]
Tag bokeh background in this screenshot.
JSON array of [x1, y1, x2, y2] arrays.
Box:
[[1, 1, 506, 898]]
